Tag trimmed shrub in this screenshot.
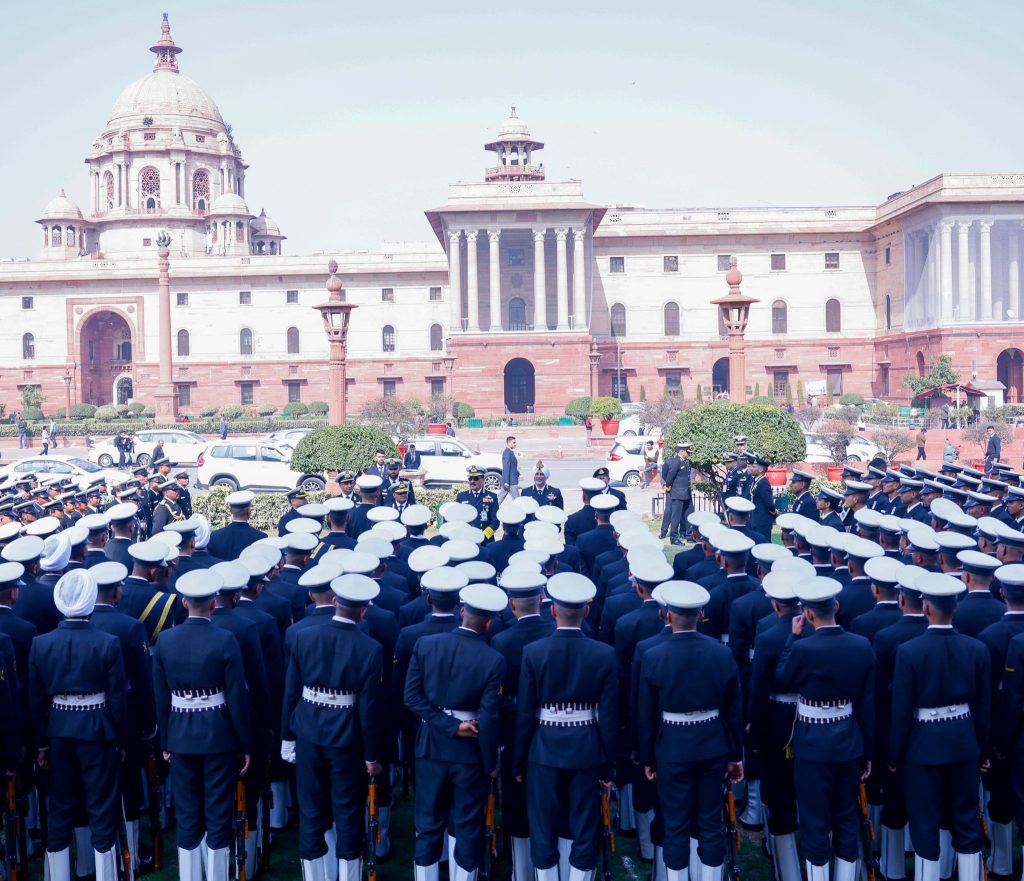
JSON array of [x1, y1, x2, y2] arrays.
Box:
[[290, 425, 398, 474], [219, 404, 244, 419], [308, 401, 329, 416], [69, 403, 97, 419], [94, 407, 118, 421], [200, 406, 218, 418], [114, 404, 130, 418], [142, 407, 156, 418], [257, 403, 278, 416], [591, 396, 623, 421], [21, 406, 44, 422], [55, 408, 66, 420], [839, 393, 865, 407], [453, 402, 475, 420], [127, 402, 146, 415], [564, 397, 592, 419], [283, 402, 309, 417]]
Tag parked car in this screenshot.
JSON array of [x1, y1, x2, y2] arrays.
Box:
[[802, 432, 882, 464], [0, 455, 131, 487], [606, 436, 652, 488], [89, 429, 208, 468], [262, 428, 313, 455], [615, 414, 664, 438], [399, 436, 504, 493], [196, 442, 326, 493]]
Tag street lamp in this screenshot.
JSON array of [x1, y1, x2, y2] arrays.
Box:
[[710, 257, 758, 402], [313, 259, 358, 425], [442, 352, 456, 400], [62, 366, 72, 414], [588, 346, 602, 400]]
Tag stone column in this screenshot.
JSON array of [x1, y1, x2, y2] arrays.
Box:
[[555, 228, 569, 329], [488, 230, 501, 330], [572, 228, 585, 329], [927, 226, 937, 323], [979, 220, 993, 320], [939, 221, 953, 320], [957, 220, 971, 320], [533, 229, 546, 330], [448, 230, 462, 332], [154, 232, 177, 419], [466, 231, 480, 332], [1010, 224, 1021, 319]]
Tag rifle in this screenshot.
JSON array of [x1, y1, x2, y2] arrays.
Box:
[[482, 778, 498, 881], [724, 786, 741, 881], [599, 787, 616, 881], [857, 784, 878, 881], [146, 753, 163, 872], [117, 799, 134, 881], [979, 801, 990, 881], [4, 779, 16, 881], [367, 775, 379, 881], [260, 760, 272, 873], [235, 780, 248, 881]]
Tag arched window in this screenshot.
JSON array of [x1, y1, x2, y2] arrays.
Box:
[[177, 329, 190, 357], [22, 333, 34, 360], [772, 299, 788, 334], [663, 302, 680, 336], [103, 171, 114, 209], [885, 294, 892, 330], [382, 325, 396, 353], [239, 328, 253, 355], [509, 297, 526, 329], [192, 169, 210, 211], [255, 241, 265, 255], [66, 226, 75, 248], [51, 225, 61, 247], [140, 166, 160, 209], [235, 221, 245, 243], [610, 303, 626, 337], [429, 324, 444, 352], [286, 327, 300, 354], [825, 298, 842, 333]]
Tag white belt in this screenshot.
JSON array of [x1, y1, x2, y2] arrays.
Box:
[[303, 686, 355, 708], [538, 705, 595, 726], [662, 710, 719, 725], [770, 693, 799, 705], [915, 703, 970, 722], [441, 708, 478, 722], [747, 649, 755, 661], [171, 691, 226, 712], [52, 692, 106, 710], [797, 700, 853, 722], [720, 634, 730, 645]]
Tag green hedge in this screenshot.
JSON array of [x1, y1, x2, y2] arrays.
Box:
[[291, 425, 398, 474], [0, 417, 329, 439], [591, 396, 623, 420], [565, 397, 592, 418]]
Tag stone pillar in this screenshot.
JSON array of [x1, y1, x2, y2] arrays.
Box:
[[572, 228, 585, 329], [533, 228, 546, 330], [939, 221, 953, 320], [979, 220, 993, 320], [927, 226, 937, 323], [89, 171, 96, 214], [1010, 224, 1021, 319], [488, 229, 501, 330], [154, 233, 177, 419], [448, 230, 462, 332], [466, 231, 480, 332], [957, 221, 971, 320], [555, 228, 569, 329]]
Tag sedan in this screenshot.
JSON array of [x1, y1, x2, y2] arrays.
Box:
[[0, 455, 131, 487], [90, 429, 208, 467]]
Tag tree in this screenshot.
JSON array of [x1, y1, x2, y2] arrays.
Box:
[[291, 425, 399, 474], [797, 380, 805, 406], [357, 397, 426, 439], [903, 353, 961, 395], [21, 386, 43, 411], [633, 396, 688, 435], [871, 427, 916, 462], [564, 397, 592, 419], [963, 420, 1012, 455], [754, 382, 761, 398], [591, 397, 623, 421], [785, 383, 793, 408], [793, 406, 822, 430], [815, 419, 854, 465], [826, 384, 834, 407]]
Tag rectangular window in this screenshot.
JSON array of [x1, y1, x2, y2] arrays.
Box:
[[239, 291, 251, 305], [382, 379, 397, 398], [176, 292, 189, 306], [142, 238, 152, 247], [176, 384, 191, 408], [665, 374, 681, 396], [430, 378, 445, 397], [286, 290, 298, 304], [240, 382, 254, 405], [21, 297, 33, 310], [611, 374, 630, 401], [508, 248, 525, 267], [381, 288, 395, 302], [429, 286, 442, 302], [717, 254, 732, 271], [885, 246, 891, 266], [663, 255, 679, 273], [287, 381, 301, 403], [826, 368, 843, 396], [825, 252, 840, 269], [609, 256, 625, 273], [773, 370, 789, 399], [770, 253, 787, 271]]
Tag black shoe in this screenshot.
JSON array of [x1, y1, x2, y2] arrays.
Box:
[[670, 539, 683, 546], [659, 533, 668, 540]]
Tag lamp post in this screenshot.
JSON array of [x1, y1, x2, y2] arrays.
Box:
[[314, 259, 358, 425], [710, 257, 758, 403], [442, 353, 456, 401], [588, 345, 602, 400], [62, 367, 72, 414]]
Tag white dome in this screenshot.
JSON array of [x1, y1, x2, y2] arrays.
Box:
[[250, 209, 282, 237], [210, 192, 250, 215], [40, 190, 83, 220], [499, 113, 531, 139], [108, 69, 224, 128]]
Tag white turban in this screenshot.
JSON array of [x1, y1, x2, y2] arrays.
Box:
[[194, 514, 211, 549], [54, 568, 97, 618], [40, 533, 72, 573]]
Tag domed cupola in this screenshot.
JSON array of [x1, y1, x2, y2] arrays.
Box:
[[484, 107, 545, 182], [205, 192, 253, 256], [250, 208, 286, 256], [37, 190, 89, 259]]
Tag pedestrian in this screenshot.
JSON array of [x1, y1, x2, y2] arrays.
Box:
[[41, 426, 50, 455], [445, 421, 456, 437], [219, 416, 228, 441], [642, 439, 660, 490], [501, 435, 520, 502], [943, 439, 957, 463], [916, 427, 927, 461], [985, 425, 1002, 476], [584, 416, 593, 447], [85, 430, 95, 451], [17, 416, 26, 449]]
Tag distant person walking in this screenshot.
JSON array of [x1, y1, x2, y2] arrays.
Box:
[[916, 428, 927, 460], [219, 416, 228, 440], [584, 416, 593, 447], [41, 426, 50, 455], [985, 425, 1002, 476], [943, 438, 957, 463], [16, 416, 26, 449], [500, 435, 520, 502]]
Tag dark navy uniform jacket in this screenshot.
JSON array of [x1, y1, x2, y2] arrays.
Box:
[[282, 617, 383, 762], [104, 537, 134, 568], [28, 620, 129, 745], [747, 475, 776, 537], [513, 628, 618, 778], [728, 587, 773, 685], [285, 605, 336, 667], [491, 615, 556, 743], [978, 613, 1024, 735], [15, 575, 63, 635], [614, 600, 664, 709], [120, 576, 178, 645], [404, 628, 504, 771], [252, 589, 292, 644], [952, 592, 1006, 638], [660, 457, 692, 501], [628, 625, 671, 754], [309, 532, 357, 566], [152, 617, 252, 755], [211, 607, 271, 730], [235, 598, 284, 713], [277, 507, 303, 536], [638, 630, 743, 767], [818, 511, 844, 531], [871, 614, 928, 768], [836, 577, 876, 630], [700, 573, 760, 642], [564, 506, 596, 546], [791, 492, 816, 520], [347, 504, 378, 541], [265, 566, 308, 623], [776, 624, 875, 762], [84, 549, 108, 569], [394, 614, 459, 706], [902, 503, 931, 525], [454, 490, 500, 541], [867, 492, 889, 513], [484, 536, 526, 574], [576, 524, 617, 580], [91, 604, 157, 739], [672, 546, 709, 580], [0, 606, 36, 709], [521, 484, 564, 509], [889, 627, 989, 767], [598, 590, 641, 645], [850, 601, 902, 643], [399, 596, 431, 629], [207, 521, 266, 561], [747, 612, 801, 751]]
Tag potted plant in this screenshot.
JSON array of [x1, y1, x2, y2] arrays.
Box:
[[426, 396, 452, 434], [816, 419, 854, 481], [766, 463, 788, 487], [592, 396, 623, 436]]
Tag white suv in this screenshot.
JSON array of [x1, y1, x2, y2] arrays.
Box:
[[90, 429, 208, 467], [400, 437, 504, 493], [196, 442, 326, 493]]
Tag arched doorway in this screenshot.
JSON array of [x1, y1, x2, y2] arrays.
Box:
[[114, 375, 134, 406], [712, 357, 730, 397], [504, 358, 535, 414], [80, 310, 133, 405], [998, 348, 1024, 403], [916, 351, 926, 376]]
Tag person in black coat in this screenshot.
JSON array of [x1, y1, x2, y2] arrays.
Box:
[[565, 481, 602, 546], [3, 535, 61, 635], [951, 551, 1003, 637], [659, 444, 694, 544], [0, 563, 37, 723], [850, 556, 903, 643], [456, 468, 500, 543], [122, 540, 180, 644], [104, 502, 138, 567], [789, 470, 817, 520], [277, 489, 308, 537], [592, 467, 627, 512], [206, 491, 266, 561], [266, 534, 317, 623], [484, 508, 527, 572], [308, 499, 357, 564], [834, 537, 884, 629], [575, 496, 619, 580], [814, 488, 845, 531], [745, 456, 777, 539]]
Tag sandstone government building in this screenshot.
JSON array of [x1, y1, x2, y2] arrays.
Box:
[[4, 16, 1024, 418]]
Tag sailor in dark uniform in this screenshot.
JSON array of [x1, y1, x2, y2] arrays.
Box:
[[172, 472, 192, 519], [79, 512, 112, 568], [814, 488, 845, 530], [899, 478, 931, 525], [105, 501, 141, 566], [152, 569, 252, 881], [789, 470, 817, 520], [834, 536, 884, 629], [744, 455, 777, 538], [485, 505, 527, 572], [207, 491, 266, 560], [880, 471, 905, 517], [638, 580, 744, 881], [4, 534, 62, 635], [890, 572, 989, 881], [775, 577, 875, 881], [950, 550, 1003, 636], [346, 476, 383, 541], [850, 556, 903, 642], [935, 531, 976, 578], [455, 467, 500, 543], [521, 462, 564, 509], [122, 540, 179, 644], [576, 495, 619, 581], [281, 573, 384, 881], [659, 444, 694, 544], [564, 479, 603, 546], [334, 472, 358, 508], [28, 568, 128, 881], [514, 572, 618, 881], [278, 489, 308, 537], [308, 498, 357, 565], [592, 467, 627, 513], [839, 481, 872, 532], [384, 479, 416, 515], [266, 532, 318, 623], [721, 452, 747, 502]]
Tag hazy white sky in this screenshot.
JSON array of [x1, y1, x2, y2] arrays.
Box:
[[3, 0, 1022, 257]]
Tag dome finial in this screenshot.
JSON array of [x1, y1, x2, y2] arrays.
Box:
[[150, 13, 182, 72], [510, 105, 517, 118]]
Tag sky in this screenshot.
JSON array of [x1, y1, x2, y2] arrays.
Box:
[[3, 0, 1023, 258]]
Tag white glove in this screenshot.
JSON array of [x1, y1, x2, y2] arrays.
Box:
[[281, 740, 296, 764]]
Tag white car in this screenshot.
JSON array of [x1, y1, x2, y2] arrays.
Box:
[[0, 455, 131, 487], [261, 428, 313, 455], [606, 436, 663, 487], [802, 432, 882, 464], [196, 442, 326, 493], [90, 428, 208, 468], [400, 436, 504, 493], [614, 414, 664, 439]]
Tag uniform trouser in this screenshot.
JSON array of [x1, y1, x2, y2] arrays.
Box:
[[169, 752, 238, 850], [879, 763, 909, 830], [985, 754, 1014, 825], [296, 739, 365, 861], [905, 761, 982, 860], [122, 740, 145, 822], [664, 499, 691, 540], [1011, 745, 1024, 837], [761, 748, 798, 836], [657, 757, 726, 870], [526, 763, 600, 872], [242, 741, 267, 830], [47, 738, 120, 853], [794, 757, 861, 865], [413, 757, 487, 869], [500, 751, 529, 838]]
